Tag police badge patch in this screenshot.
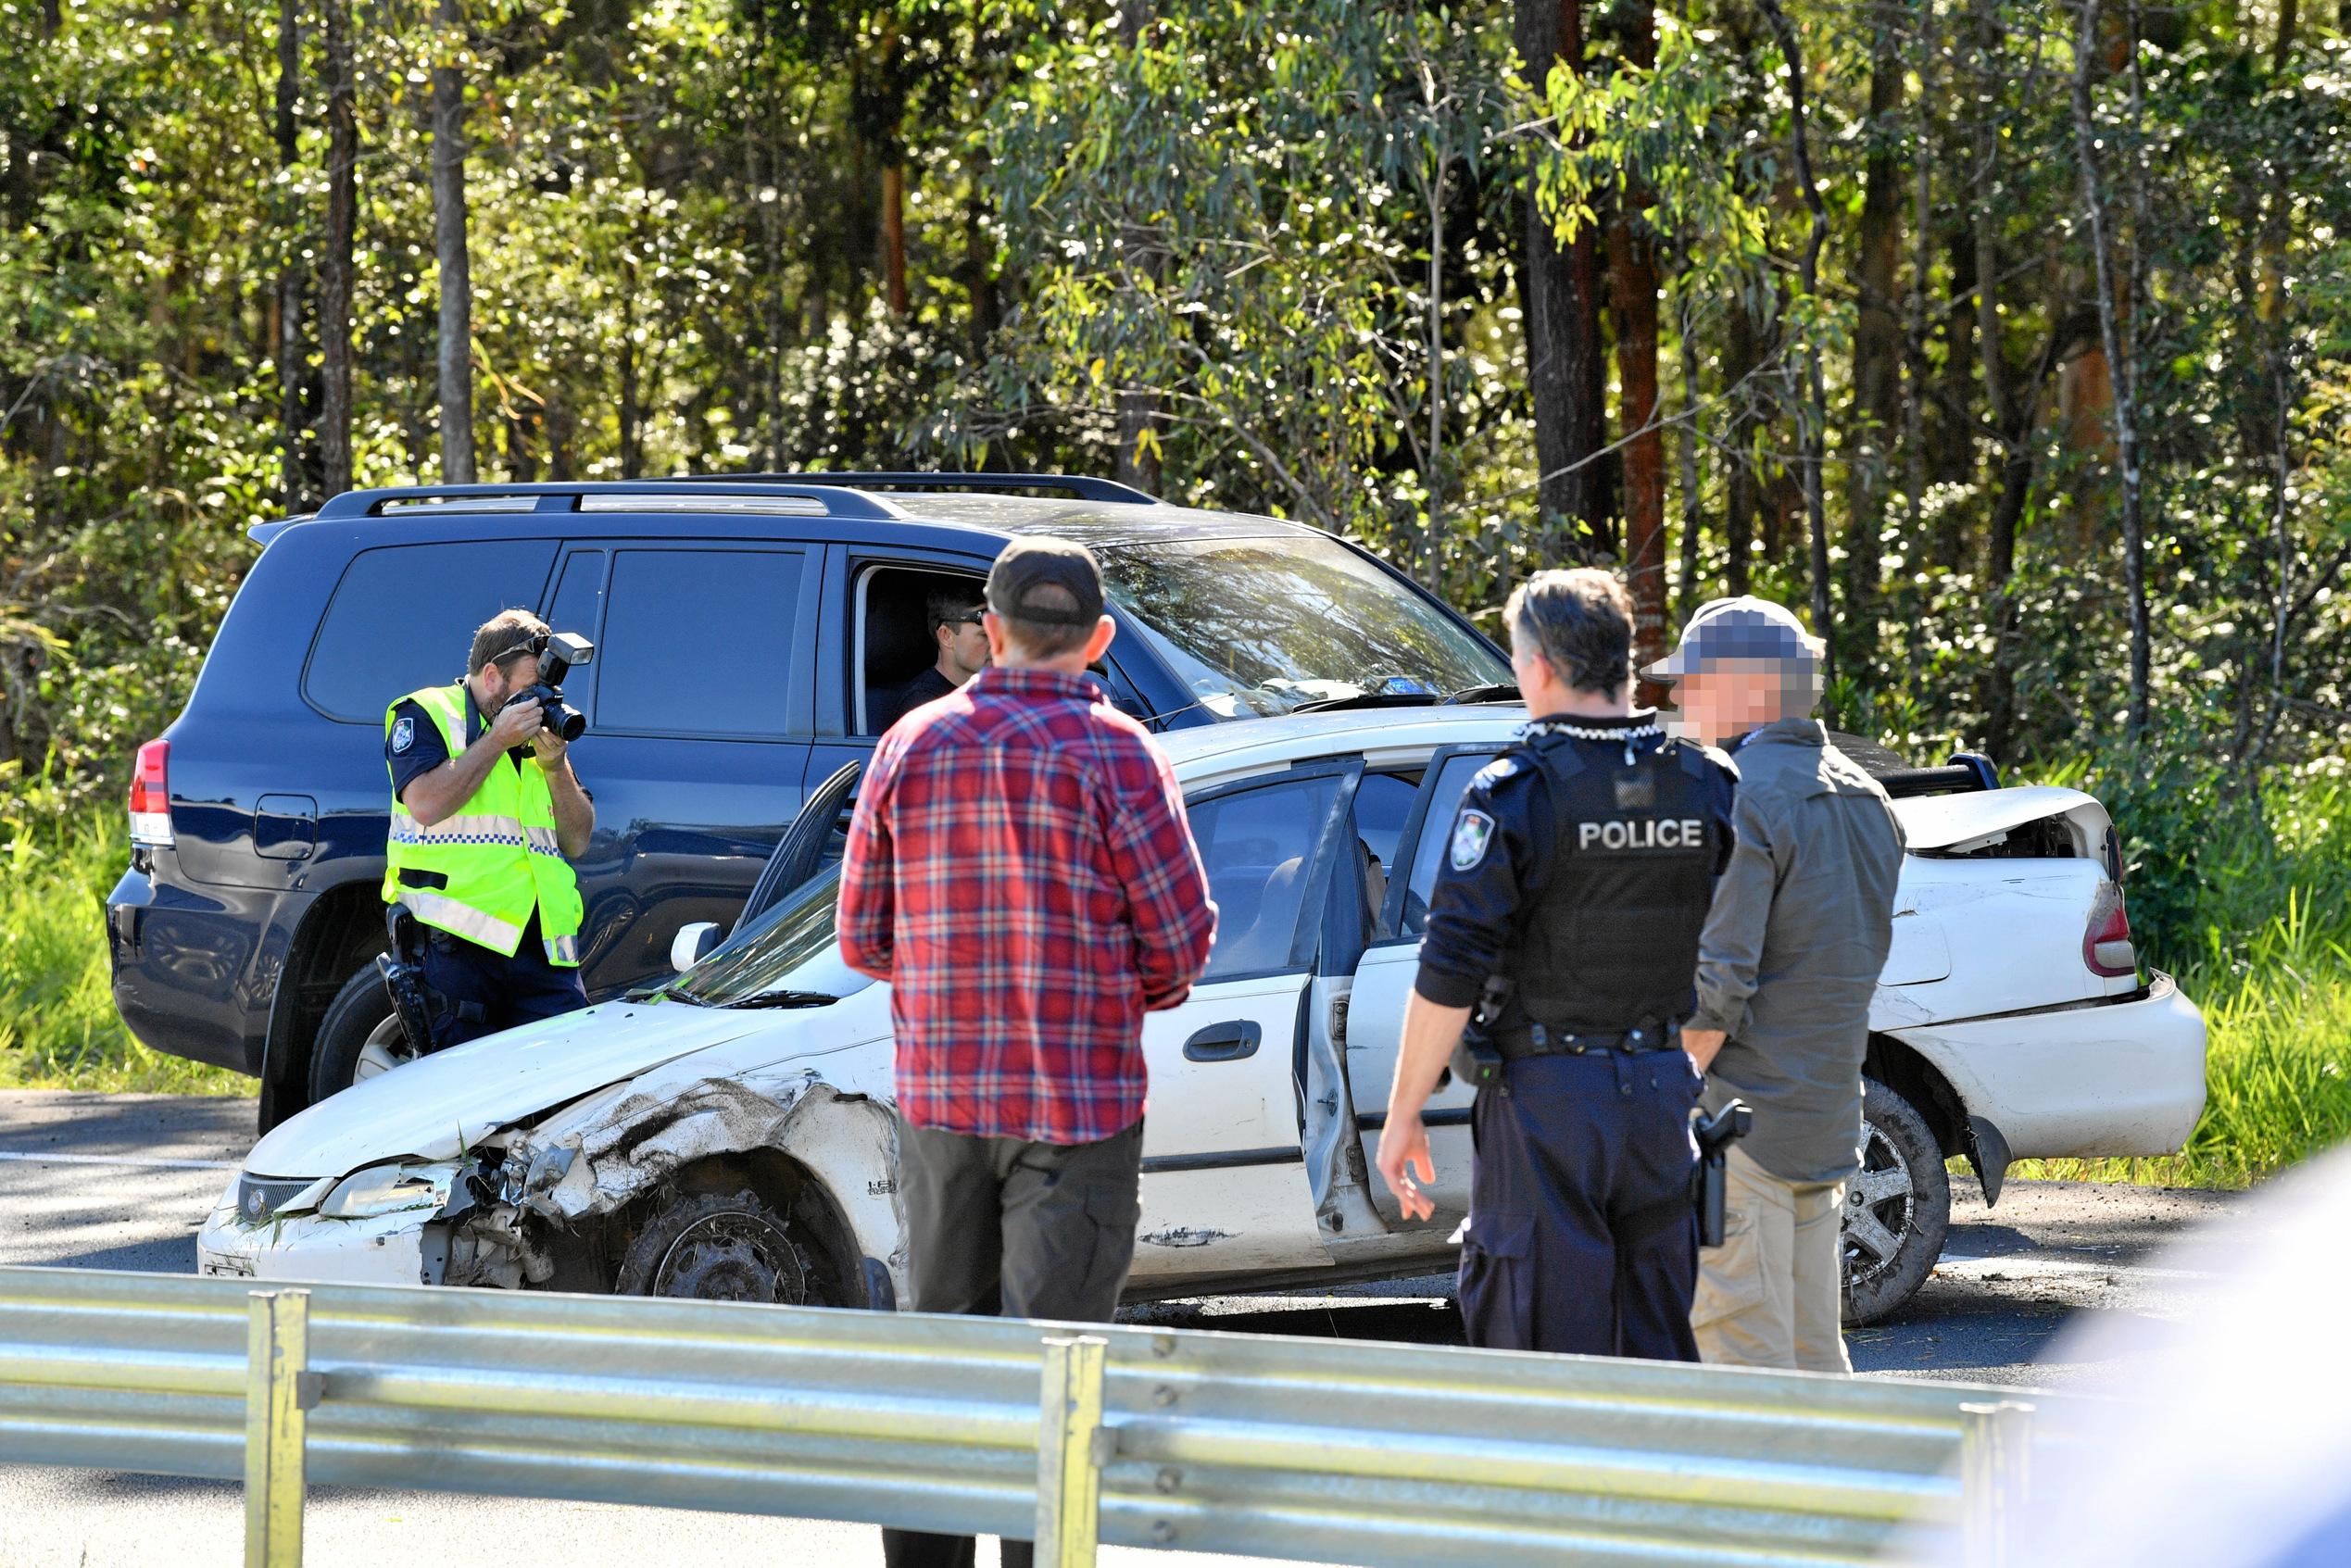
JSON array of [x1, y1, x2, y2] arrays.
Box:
[[1450, 809, 1495, 872], [391, 717, 415, 753]]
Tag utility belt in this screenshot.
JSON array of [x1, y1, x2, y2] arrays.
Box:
[[1490, 1018, 1683, 1060]]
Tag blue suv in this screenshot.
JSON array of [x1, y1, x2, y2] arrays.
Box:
[[107, 474, 1511, 1129]]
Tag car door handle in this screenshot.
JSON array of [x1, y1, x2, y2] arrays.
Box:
[[1182, 1022, 1262, 1062]]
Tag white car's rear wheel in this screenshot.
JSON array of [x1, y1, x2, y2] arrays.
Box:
[[1840, 1078, 1951, 1324]]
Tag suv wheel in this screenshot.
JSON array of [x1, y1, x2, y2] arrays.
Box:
[[1840, 1077, 1951, 1325], [308, 966, 420, 1102]]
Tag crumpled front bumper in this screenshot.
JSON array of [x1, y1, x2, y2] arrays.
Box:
[[195, 1173, 438, 1286]]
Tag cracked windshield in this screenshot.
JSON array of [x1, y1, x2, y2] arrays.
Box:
[[1097, 533, 1507, 718]]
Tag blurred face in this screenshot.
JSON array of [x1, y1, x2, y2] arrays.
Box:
[[937, 612, 991, 681], [1674, 663, 1786, 744]]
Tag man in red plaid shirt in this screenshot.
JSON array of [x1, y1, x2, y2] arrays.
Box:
[[838, 536, 1215, 1568]]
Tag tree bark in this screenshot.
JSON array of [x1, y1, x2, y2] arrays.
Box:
[[1844, 2, 1906, 664], [319, 0, 358, 496], [1903, 0, 1934, 546], [1515, 0, 1608, 549], [431, 0, 476, 483], [1114, 0, 1163, 495], [2069, 0, 2150, 734], [1606, 2, 1667, 672], [273, 0, 310, 509], [1677, 317, 1704, 618], [880, 161, 910, 316], [1757, 0, 1836, 683], [1722, 292, 1763, 594]]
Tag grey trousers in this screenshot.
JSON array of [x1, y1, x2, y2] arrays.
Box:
[[882, 1118, 1144, 1568]]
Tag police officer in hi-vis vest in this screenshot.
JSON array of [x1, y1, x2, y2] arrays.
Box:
[[1375, 569, 1738, 1361], [383, 609, 594, 1049]]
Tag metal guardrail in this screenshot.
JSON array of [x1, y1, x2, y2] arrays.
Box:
[[0, 1265, 2053, 1567]]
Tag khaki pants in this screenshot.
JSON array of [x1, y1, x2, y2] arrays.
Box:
[[1691, 1145, 1852, 1374]]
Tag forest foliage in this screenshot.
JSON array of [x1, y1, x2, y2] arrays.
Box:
[[4, 0, 2351, 974]]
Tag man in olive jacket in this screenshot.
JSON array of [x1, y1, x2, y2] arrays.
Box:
[[1653, 597, 1906, 1374]]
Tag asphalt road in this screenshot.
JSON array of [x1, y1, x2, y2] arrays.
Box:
[[0, 1091, 2253, 1564]]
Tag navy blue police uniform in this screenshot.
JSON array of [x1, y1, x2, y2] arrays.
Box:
[[385, 684, 589, 1049], [1414, 712, 1738, 1359]]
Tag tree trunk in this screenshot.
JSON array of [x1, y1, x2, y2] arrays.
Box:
[[1677, 318, 1704, 618], [1515, 0, 1608, 550], [273, 0, 310, 509], [431, 0, 476, 483], [618, 243, 643, 479], [1722, 292, 1763, 595], [963, 182, 999, 358], [2069, 0, 2150, 734], [1115, 0, 1163, 495], [1607, 2, 1667, 673], [880, 161, 909, 316], [1757, 0, 1836, 683], [1973, 0, 2025, 753], [1903, 0, 1934, 547], [1844, 3, 1906, 667], [319, 0, 358, 496]]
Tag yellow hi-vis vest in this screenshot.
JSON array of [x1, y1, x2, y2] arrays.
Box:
[[383, 683, 584, 966]]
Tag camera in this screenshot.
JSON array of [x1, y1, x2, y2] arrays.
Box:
[[503, 631, 595, 742]]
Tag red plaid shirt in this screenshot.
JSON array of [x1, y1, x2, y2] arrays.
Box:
[[837, 667, 1217, 1144]]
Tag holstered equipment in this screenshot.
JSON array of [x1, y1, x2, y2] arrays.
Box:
[[1691, 1098, 1754, 1248], [1448, 974, 1514, 1092], [376, 907, 438, 1056]]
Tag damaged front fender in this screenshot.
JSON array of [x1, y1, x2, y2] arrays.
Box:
[[433, 1066, 907, 1302]]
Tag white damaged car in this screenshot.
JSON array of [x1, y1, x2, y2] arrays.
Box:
[[199, 710, 2207, 1323]]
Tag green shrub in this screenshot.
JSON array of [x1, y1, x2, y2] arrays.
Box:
[[0, 792, 245, 1094]]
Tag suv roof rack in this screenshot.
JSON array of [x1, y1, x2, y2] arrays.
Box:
[[311, 481, 910, 522], [677, 471, 1161, 506]]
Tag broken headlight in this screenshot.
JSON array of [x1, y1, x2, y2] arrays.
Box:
[[320, 1162, 457, 1220]]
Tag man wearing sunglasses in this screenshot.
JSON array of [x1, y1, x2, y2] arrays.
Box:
[[876, 589, 991, 732]]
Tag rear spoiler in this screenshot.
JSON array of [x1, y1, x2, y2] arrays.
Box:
[[1877, 752, 2001, 800]]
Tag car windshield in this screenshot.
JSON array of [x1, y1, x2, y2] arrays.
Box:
[[1095, 533, 1507, 719], [667, 865, 869, 1007]]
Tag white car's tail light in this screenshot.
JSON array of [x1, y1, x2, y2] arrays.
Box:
[[2084, 878, 2137, 977], [129, 738, 173, 847]]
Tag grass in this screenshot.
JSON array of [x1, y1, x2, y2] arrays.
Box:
[[4, 765, 2351, 1181], [0, 803, 245, 1095]]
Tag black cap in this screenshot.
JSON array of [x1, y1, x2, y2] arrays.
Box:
[[986, 536, 1106, 627]]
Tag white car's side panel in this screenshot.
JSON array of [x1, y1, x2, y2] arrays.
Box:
[[1887, 972, 2208, 1157]]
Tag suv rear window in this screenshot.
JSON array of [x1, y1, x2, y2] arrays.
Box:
[[1096, 533, 1506, 719], [303, 541, 558, 722], [597, 548, 806, 735]]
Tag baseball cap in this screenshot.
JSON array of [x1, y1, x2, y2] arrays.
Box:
[[1644, 595, 1824, 681], [986, 536, 1107, 627]]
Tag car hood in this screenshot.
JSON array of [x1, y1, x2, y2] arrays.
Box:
[[1891, 784, 2106, 852], [244, 1000, 772, 1179]]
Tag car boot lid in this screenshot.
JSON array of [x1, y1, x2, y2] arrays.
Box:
[[245, 1000, 770, 1179], [1892, 784, 2111, 853]]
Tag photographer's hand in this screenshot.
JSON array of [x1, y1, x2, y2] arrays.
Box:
[[487, 695, 546, 753], [531, 727, 567, 767]]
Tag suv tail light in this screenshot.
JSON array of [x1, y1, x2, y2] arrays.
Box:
[[129, 738, 174, 847], [2083, 878, 2136, 977]]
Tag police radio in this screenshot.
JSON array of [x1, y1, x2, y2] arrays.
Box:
[[1447, 974, 1514, 1091]]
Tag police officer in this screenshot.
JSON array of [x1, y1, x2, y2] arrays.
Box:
[[383, 609, 594, 1049], [1375, 569, 1736, 1360]]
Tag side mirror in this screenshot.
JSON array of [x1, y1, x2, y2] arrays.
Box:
[[669, 922, 723, 972]]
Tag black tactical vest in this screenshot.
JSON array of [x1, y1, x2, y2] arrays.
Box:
[[1509, 729, 1729, 1033]]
